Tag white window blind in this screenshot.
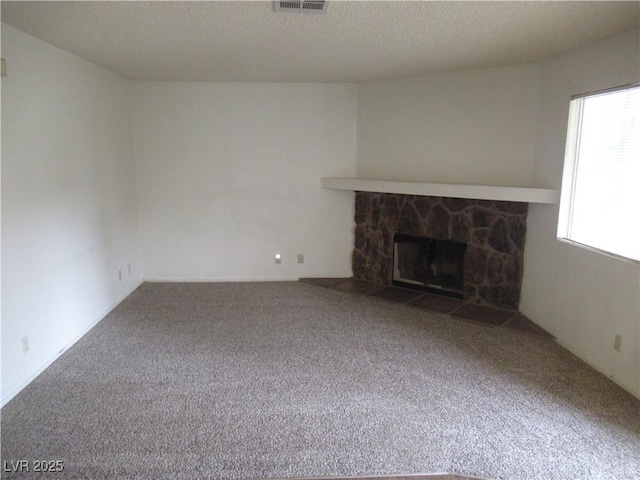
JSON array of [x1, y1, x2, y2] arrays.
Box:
[[558, 83, 640, 263]]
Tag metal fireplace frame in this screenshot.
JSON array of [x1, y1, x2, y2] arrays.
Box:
[[392, 233, 466, 299]]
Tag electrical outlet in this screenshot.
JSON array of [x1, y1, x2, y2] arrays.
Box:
[[21, 335, 29, 353], [297, 254, 304, 264], [274, 254, 282, 265], [118, 270, 123, 282], [614, 334, 622, 352], [128, 263, 132, 275]]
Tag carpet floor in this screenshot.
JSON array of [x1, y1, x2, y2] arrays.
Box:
[[2, 282, 639, 480]]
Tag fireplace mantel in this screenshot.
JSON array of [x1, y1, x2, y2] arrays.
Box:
[[321, 177, 557, 204]]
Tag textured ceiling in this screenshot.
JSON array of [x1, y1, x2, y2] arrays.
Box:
[[2, 1, 639, 83]]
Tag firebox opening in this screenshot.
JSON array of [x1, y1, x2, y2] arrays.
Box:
[[393, 233, 466, 299]]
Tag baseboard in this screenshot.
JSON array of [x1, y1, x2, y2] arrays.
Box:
[[1, 280, 145, 408], [555, 339, 640, 400]]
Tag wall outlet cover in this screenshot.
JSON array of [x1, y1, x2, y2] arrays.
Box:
[[614, 334, 622, 352]]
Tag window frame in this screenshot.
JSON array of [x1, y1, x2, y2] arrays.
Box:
[[557, 81, 640, 265]]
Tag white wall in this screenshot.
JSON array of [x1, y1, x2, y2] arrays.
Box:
[[357, 64, 541, 186], [1, 24, 142, 405], [521, 28, 640, 397], [132, 82, 357, 281]]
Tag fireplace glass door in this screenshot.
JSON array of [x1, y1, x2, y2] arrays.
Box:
[[393, 233, 466, 298]]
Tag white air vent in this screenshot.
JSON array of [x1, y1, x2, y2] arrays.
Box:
[[275, 0, 329, 14]]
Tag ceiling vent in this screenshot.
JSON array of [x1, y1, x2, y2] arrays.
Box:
[[275, 0, 329, 14]]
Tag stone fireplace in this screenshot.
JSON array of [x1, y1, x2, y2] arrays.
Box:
[[353, 192, 528, 310]]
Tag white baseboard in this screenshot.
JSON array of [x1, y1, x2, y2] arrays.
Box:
[[1, 280, 144, 408], [555, 339, 640, 400]]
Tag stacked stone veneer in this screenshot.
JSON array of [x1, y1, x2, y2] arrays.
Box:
[[353, 192, 528, 310]]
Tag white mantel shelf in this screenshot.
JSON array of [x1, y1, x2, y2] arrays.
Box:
[[321, 178, 557, 204]]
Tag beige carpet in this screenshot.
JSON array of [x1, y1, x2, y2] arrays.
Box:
[[2, 282, 639, 479]]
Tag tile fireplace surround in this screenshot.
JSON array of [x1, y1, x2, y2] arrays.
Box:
[[353, 192, 528, 310]]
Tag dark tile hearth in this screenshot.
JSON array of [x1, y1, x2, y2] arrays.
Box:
[[333, 278, 385, 295], [369, 286, 424, 304], [299, 277, 348, 288], [504, 312, 554, 338], [451, 304, 516, 326], [301, 278, 552, 338], [410, 293, 464, 314]]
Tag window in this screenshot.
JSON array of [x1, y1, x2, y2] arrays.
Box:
[[558, 83, 640, 263]]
